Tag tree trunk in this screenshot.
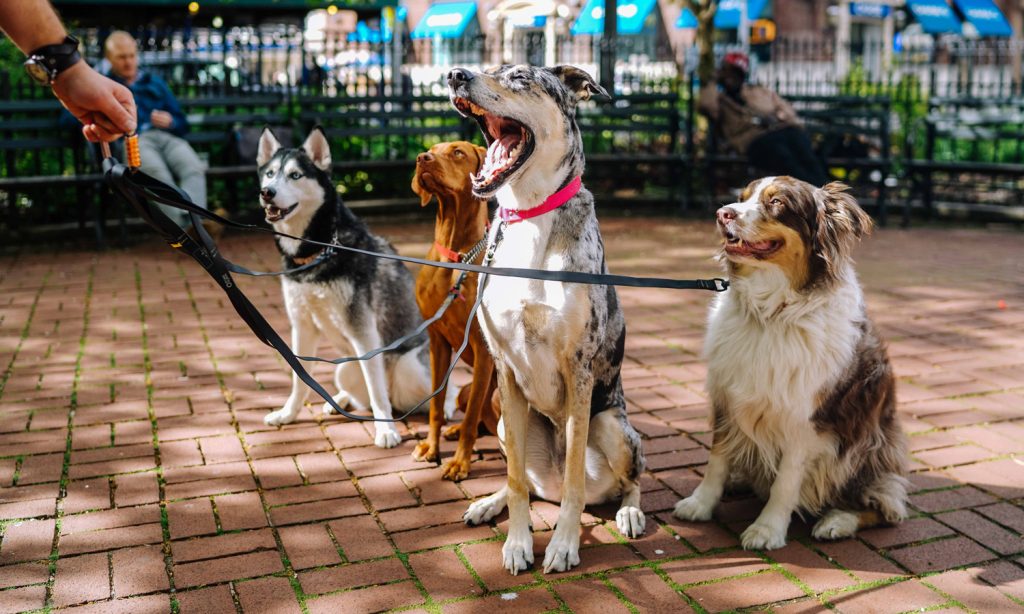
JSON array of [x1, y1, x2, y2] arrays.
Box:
[[683, 0, 717, 84]]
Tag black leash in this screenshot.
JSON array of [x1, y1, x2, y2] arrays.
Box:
[[102, 157, 727, 424]]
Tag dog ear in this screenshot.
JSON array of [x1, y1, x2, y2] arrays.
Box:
[[548, 65, 610, 101], [301, 126, 332, 172], [813, 182, 873, 272], [410, 170, 434, 207], [257, 126, 281, 168], [473, 145, 487, 170]]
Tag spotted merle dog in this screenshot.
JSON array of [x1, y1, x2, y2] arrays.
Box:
[[448, 65, 646, 575], [256, 127, 453, 449]]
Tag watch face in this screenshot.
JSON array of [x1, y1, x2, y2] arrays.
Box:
[[24, 59, 53, 85]]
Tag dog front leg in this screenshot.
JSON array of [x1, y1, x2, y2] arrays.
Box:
[[413, 328, 451, 463], [673, 449, 730, 522], [499, 369, 534, 575], [443, 347, 495, 481], [265, 317, 317, 426], [543, 378, 592, 574], [351, 331, 402, 449], [741, 446, 808, 550]]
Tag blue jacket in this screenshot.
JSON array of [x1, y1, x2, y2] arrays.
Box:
[[107, 70, 188, 138]]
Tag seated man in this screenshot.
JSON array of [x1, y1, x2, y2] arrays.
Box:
[[699, 52, 828, 186], [104, 30, 207, 226]]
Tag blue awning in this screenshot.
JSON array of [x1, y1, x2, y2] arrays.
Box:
[[572, 0, 658, 36], [850, 2, 891, 18], [906, 0, 962, 34], [676, 0, 770, 29], [410, 1, 477, 39], [954, 0, 1012, 36]]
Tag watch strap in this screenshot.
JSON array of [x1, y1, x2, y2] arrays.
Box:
[[28, 35, 82, 78]]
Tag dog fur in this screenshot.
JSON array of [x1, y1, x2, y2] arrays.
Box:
[[256, 127, 442, 449], [673, 176, 908, 550], [411, 140, 501, 481], [448, 65, 646, 575]]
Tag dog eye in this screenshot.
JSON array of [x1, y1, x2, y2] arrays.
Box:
[[454, 150, 465, 158], [264, 169, 274, 178], [769, 198, 782, 206], [289, 171, 303, 180]]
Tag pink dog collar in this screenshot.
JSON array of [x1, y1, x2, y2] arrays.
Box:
[[499, 176, 582, 224]]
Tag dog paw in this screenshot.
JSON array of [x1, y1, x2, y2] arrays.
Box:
[[264, 407, 297, 426], [464, 494, 506, 525], [673, 495, 714, 522], [321, 391, 351, 416], [741, 522, 787, 551], [812, 510, 860, 541], [502, 535, 534, 576], [374, 425, 403, 449], [542, 533, 580, 574], [616, 506, 646, 539], [411, 440, 438, 463], [441, 456, 470, 482], [442, 423, 462, 441]]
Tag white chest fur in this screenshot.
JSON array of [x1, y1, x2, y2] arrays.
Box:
[[478, 216, 586, 415], [281, 277, 355, 346]]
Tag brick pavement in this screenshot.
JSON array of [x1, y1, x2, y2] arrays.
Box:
[[0, 218, 1022, 613]]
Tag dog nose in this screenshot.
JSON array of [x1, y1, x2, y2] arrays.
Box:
[[447, 68, 473, 87], [716, 206, 738, 224], [260, 187, 276, 202], [417, 152, 434, 164]]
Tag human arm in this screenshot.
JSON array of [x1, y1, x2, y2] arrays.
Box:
[[771, 91, 801, 125], [0, 0, 136, 142], [151, 76, 189, 137]]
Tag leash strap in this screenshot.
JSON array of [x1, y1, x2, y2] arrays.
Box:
[[108, 170, 728, 293]]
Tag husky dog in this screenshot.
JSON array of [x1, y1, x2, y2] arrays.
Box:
[[447, 66, 646, 575], [257, 127, 441, 448]]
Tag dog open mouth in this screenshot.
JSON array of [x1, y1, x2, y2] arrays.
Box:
[[452, 97, 534, 194], [264, 203, 298, 223], [723, 230, 782, 258]]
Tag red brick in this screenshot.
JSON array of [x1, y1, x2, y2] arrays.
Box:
[[328, 516, 394, 562], [252, 457, 304, 490], [657, 513, 739, 552], [358, 474, 419, 511], [441, 588, 555, 614], [71, 443, 153, 465], [391, 522, 494, 553], [158, 414, 234, 442], [165, 476, 257, 500], [890, 536, 995, 574], [556, 578, 632, 614], [769, 542, 857, 592], [927, 569, 1020, 613], [173, 528, 276, 563], [936, 509, 1021, 555], [244, 425, 323, 447], [0, 585, 47, 613], [64, 477, 112, 514], [62, 504, 160, 534], [827, 579, 946, 612], [60, 523, 163, 556], [663, 551, 768, 586], [58, 594, 171, 614], [53, 552, 109, 607], [380, 500, 472, 533], [112, 545, 169, 597], [915, 444, 997, 467], [17, 453, 64, 484], [175, 585, 236, 614], [861, 516, 956, 548], [977, 502, 1024, 534], [300, 558, 409, 596], [174, 550, 283, 588], [70, 456, 156, 480], [236, 576, 301, 614], [278, 524, 342, 570], [0, 561, 49, 589], [167, 499, 217, 540], [164, 460, 252, 484], [630, 522, 692, 560], [408, 549, 480, 601], [158, 440, 203, 468], [269, 497, 366, 526], [198, 436, 246, 464], [0, 459, 15, 488], [402, 468, 466, 506], [910, 486, 996, 513], [72, 425, 113, 451], [295, 452, 348, 484], [459, 540, 531, 593], [0, 494, 56, 520], [817, 538, 905, 582], [609, 567, 693, 612], [114, 420, 155, 446], [215, 492, 267, 531], [114, 472, 159, 506], [945, 459, 1024, 499], [686, 570, 806, 611], [0, 518, 55, 564]]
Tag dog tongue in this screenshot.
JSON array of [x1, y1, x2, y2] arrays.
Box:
[[747, 240, 775, 251]]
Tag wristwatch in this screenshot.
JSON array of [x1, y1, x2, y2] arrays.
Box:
[[23, 35, 82, 86]]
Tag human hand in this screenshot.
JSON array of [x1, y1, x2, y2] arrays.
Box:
[[150, 110, 173, 130], [50, 62, 136, 142]]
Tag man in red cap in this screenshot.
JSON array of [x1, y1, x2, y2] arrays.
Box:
[[698, 52, 827, 185]]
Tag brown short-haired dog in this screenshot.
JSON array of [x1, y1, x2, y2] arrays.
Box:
[[411, 141, 500, 481]]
